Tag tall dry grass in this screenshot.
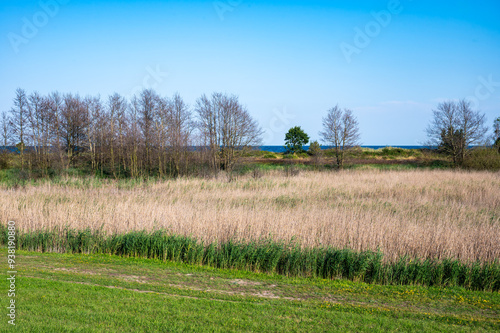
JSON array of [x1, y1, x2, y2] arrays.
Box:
[[2, 169, 499, 263]]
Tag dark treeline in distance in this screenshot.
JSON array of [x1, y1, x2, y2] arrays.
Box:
[[1, 88, 262, 179]]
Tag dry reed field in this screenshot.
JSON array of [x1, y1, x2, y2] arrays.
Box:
[[2, 169, 499, 263]]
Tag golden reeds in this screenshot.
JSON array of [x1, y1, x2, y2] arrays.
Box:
[[2, 169, 499, 263]]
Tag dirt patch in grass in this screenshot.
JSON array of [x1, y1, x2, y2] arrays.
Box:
[[231, 279, 262, 286]]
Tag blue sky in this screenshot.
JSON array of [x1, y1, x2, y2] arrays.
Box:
[[1, 0, 499, 145]]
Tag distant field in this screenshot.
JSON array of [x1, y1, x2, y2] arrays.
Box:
[[2, 169, 499, 263]]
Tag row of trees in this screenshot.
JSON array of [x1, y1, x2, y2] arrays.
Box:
[[2, 88, 499, 176], [1, 88, 262, 178]]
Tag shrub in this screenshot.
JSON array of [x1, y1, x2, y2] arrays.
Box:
[[380, 147, 415, 158], [283, 154, 300, 160], [309, 141, 323, 167], [463, 148, 500, 171], [262, 153, 278, 159], [0, 153, 10, 170], [308, 141, 322, 156]]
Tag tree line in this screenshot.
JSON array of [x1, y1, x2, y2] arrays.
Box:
[[1, 88, 262, 178], [1, 88, 499, 177]]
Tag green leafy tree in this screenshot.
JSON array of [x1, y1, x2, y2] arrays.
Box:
[[284, 126, 309, 154]]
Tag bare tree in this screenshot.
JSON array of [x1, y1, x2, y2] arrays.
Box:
[[196, 92, 262, 178], [1, 111, 12, 146], [27, 92, 43, 154], [137, 89, 159, 173], [196, 93, 218, 176], [319, 105, 360, 168], [107, 93, 129, 177], [128, 96, 142, 177], [218, 95, 262, 175], [85, 96, 106, 174], [168, 93, 193, 177], [154, 94, 172, 177], [426, 99, 488, 165], [27, 91, 51, 171], [59, 94, 89, 168], [46, 92, 66, 170], [26, 92, 54, 173], [9, 88, 29, 169]]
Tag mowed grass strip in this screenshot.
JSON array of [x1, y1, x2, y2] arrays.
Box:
[[1, 249, 499, 332]]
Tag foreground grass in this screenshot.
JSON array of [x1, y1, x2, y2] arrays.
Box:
[[1, 249, 499, 332]]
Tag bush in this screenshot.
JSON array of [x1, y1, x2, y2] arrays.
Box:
[[308, 141, 322, 156], [283, 154, 300, 160], [463, 148, 500, 171], [346, 147, 422, 159], [262, 153, 278, 159], [0, 153, 10, 170], [380, 147, 420, 158]]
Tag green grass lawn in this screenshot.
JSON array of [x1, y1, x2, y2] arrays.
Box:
[[1, 249, 499, 332]]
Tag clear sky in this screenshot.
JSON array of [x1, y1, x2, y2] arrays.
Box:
[[1, 0, 499, 145]]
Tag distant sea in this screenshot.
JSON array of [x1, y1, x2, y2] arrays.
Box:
[[259, 145, 426, 153], [0, 145, 428, 154]]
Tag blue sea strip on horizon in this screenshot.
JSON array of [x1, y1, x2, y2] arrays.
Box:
[[0, 145, 429, 154], [259, 146, 426, 153]]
